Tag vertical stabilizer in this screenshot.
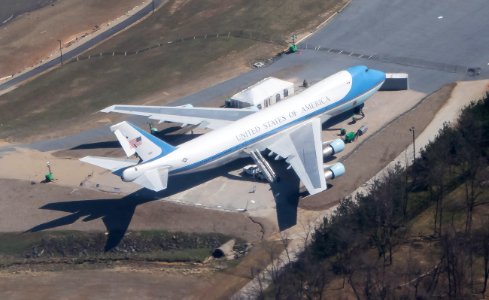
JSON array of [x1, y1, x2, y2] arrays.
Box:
[[110, 121, 176, 162]]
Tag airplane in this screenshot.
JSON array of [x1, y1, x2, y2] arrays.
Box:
[[80, 65, 385, 195]]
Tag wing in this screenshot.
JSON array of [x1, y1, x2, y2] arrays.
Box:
[[101, 104, 256, 130], [266, 117, 327, 195]]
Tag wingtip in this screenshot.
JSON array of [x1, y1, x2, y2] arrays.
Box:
[[79, 156, 91, 163], [100, 105, 115, 113]]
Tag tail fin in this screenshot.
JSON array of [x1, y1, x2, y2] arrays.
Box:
[[110, 121, 176, 162]]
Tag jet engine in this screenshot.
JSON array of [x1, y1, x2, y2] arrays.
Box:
[[322, 139, 345, 158], [121, 165, 144, 182], [324, 162, 345, 180]]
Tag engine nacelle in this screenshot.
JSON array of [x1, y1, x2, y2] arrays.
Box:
[[322, 139, 345, 158], [121, 166, 144, 182], [324, 162, 345, 180]]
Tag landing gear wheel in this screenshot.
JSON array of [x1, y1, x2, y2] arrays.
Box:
[[353, 103, 365, 115]]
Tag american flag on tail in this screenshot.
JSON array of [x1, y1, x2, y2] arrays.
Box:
[[129, 136, 142, 148]]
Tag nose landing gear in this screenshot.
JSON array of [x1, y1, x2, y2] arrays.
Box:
[[350, 104, 365, 124]]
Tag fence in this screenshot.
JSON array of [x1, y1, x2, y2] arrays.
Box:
[[299, 43, 474, 75], [69, 30, 288, 64]]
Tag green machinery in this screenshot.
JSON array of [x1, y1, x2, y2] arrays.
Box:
[[344, 132, 356, 143], [289, 44, 298, 53], [288, 34, 298, 53], [45, 161, 54, 182], [148, 122, 158, 134], [45, 172, 54, 182]]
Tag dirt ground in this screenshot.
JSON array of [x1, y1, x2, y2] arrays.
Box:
[[299, 83, 456, 210], [0, 0, 142, 78], [0, 240, 285, 300], [0, 0, 345, 142], [0, 265, 211, 300], [18, 42, 280, 143], [0, 178, 265, 242], [235, 80, 489, 296], [3, 0, 487, 297], [2, 80, 488, 299], [1, 81, 487, 298]]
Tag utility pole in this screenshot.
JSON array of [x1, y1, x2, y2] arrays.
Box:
[[409, 126, 416, 162], [57, 39, 63, 65]]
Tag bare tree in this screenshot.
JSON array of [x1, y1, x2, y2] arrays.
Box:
[[482, 230, 489, 295], [440, 228, 465, 299]]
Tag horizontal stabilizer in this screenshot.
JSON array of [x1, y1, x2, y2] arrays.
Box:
[[134, 168, 169, 192], [80, 156, 138, 172]]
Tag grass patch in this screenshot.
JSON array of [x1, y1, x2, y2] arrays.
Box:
[[135, 248, 212, 262], [0, 230, 240, 267], [0, 232, 42, 257], [0, 0, 346, 140], [0, 37, 256, 139]]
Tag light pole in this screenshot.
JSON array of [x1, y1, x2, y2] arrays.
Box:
[[57, 39, 63, 65], [409, 126, 416, 162]]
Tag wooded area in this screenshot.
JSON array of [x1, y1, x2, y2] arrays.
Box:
[[260, 92, 489, 299]]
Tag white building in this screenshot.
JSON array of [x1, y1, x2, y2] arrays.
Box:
[[380, 73, 409, 91], [226, 77, 295, 110]]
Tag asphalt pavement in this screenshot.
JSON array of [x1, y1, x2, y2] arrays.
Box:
[[21, 0, 489, 151], [0, 0, 164, 91], [174, 0, 488, 105]]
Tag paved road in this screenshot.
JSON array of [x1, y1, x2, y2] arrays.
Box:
[[0, 0, 163, 91], [24, 0, 489, 151], [0, 0, 54, 26]]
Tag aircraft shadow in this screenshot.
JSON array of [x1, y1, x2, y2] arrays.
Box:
[[68, 134, 202, 152], [155, 124, 199, 136], [70, 141, 121, 150], [26, 190, 156, 251], [268, 158, 301, 231], [321, 108, 358, 132], [26, 157, 300, 250], [163, 134, 202, 145], [65, 124, 202, 153]]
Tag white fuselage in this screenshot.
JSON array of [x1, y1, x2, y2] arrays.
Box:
[[128, 68, 384, 178]]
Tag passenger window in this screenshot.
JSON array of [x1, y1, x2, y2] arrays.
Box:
[[276, 94, 281, 102], [284, 89, 288, 97]]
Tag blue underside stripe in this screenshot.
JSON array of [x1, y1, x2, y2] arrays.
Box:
[[168, 82, 381, 175]]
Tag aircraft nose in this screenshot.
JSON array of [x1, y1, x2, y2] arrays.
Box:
[[366, 67, 386, 85], [347, 65, 385, 86]]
